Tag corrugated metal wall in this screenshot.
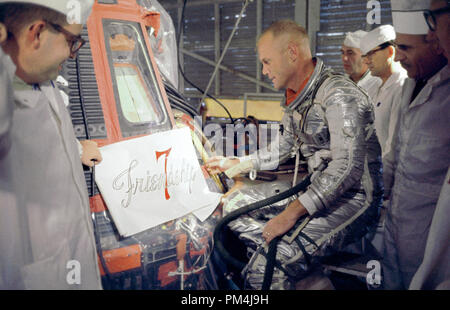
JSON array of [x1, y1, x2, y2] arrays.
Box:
[[162, 0, 295, 103], [317, 0, 393, 73], [160, 0, 393, 103], [219, 1, 259, 96]]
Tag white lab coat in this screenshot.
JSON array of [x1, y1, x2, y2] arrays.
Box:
[[372, 68, 408, 156], [0, 72, 102, 289], [0, 49, 15, 157], [357, 70, 382, 101], [382, 65, 450, 289], [409, 166, 450, 290]]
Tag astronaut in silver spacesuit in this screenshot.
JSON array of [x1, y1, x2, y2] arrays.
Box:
[[206, 20, 383, 289]]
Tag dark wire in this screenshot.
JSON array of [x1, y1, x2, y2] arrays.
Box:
[[163, 79, 199, 118], [75, 52, 111, 281], [177, 0, 235, 124]]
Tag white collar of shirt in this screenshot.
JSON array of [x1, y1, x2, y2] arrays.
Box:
[[380, 68, 408, 91], [344, 70, 372, 84], [359, 69, 371, 82], [13, 76, 59, 113], [409, 65, 449, 109], [428, 64, 450, 87], [12, 75, 40, 109]]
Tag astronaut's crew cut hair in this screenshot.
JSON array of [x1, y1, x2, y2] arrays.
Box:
[[258, 19, 310, 47]]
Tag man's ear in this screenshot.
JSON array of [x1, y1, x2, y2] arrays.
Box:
[[0, 23, 7, 44], [423, 34, 444, 56], [430, 37, 445, 56], [362, 55, 369, 65], [387, 45, 395, 57], [287, 41, 298, 61], [25, 20, 46, 50]]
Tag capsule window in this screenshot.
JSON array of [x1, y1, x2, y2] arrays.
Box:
[[103, 20, 170, 136]]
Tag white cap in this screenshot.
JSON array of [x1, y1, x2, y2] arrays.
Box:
[[360, 25, 396, 55], [0, 0, 94, 24], [390, 0, 430, 35], [343, 30, 368, 50]]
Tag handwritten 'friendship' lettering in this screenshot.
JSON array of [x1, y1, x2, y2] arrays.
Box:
[[112, 158, 197, 209]]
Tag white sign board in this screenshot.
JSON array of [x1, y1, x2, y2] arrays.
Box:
[[95, 127, 222, 237]]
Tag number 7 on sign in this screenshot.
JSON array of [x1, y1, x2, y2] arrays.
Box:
[[155, 148, 172, 200]]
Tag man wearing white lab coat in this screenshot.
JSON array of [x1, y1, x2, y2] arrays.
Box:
[[409, 167, 450, 290], [382, 0, 449, 290], [0, 24, 15, 158], [0, 0, 102, 289], [341, 30, 382, 100], [360, 25, 408, 157], [409, 0, 450, 290]]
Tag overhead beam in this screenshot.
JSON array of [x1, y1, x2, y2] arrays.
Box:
[[164, 0, 246, 10], [180, 47, 277, 92]]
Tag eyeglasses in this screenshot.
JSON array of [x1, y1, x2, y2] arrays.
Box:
[[363, 46, 385, 58], [423, 6, 450, 31], [363, 43, 391, 58], [45, 21, 86, 55]]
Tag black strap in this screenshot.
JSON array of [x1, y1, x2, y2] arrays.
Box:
[[298, 231, 319, 249], [262, 237, 280, 290], [261, 228, 321, 289], [295, 238, 311, 267]]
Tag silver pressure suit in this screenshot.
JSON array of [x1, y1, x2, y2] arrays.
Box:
[[223, 58, 383, 289]]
